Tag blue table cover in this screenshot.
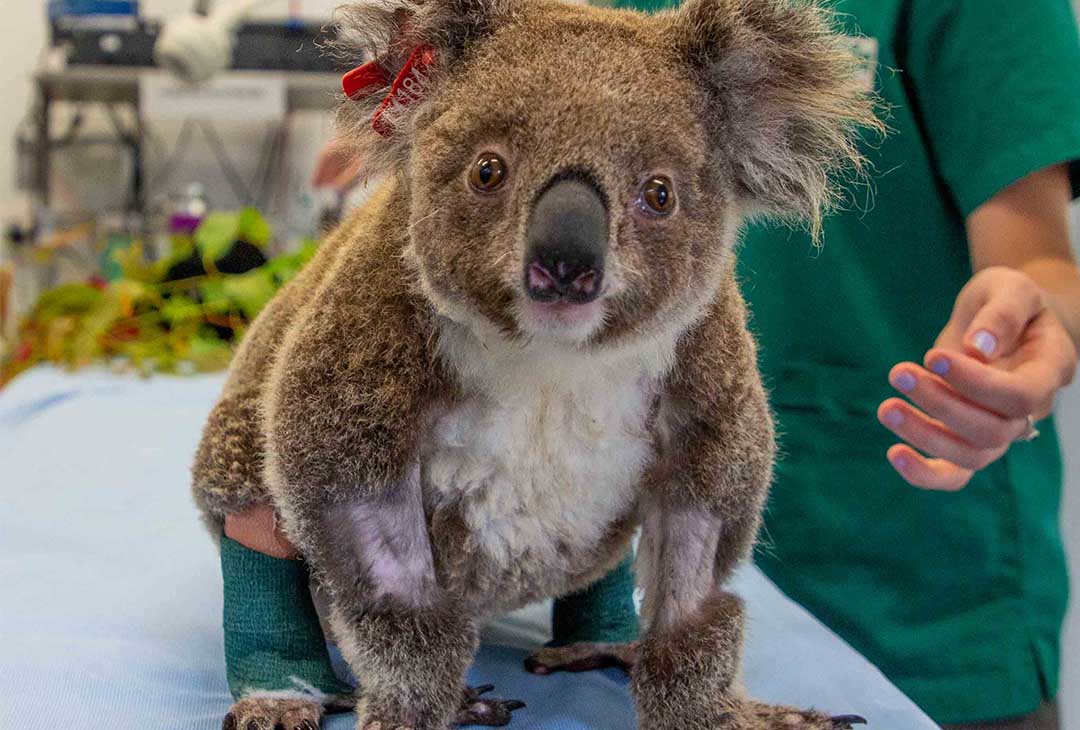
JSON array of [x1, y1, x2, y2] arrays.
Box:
[[0, 367, 940, 730]]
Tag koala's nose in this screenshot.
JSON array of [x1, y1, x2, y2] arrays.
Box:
[[524, 177, 608, 305]]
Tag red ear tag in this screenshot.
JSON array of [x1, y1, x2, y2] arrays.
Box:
[[371, 44, 436, 137], [342, 61, 391, 99]]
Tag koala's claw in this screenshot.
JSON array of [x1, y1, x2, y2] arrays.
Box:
[[222, 697, 323, 730], [743, 701, 867, 729], [524, 641, 638, 676], [455, 685, 526, 727]]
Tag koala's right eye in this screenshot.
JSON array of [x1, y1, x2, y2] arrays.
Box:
[[469, 153, 507, 193], [638, 176, 676, 217]]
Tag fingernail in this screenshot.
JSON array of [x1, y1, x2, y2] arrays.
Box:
[[884, 410, 904, 427], [892, 455, 909, 470], [972, 330, 997, 357], [930, 358, 950, 376], [892, 372, 916, 393]]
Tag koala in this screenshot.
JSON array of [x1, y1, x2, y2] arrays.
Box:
[[192, 0, 879, 728]]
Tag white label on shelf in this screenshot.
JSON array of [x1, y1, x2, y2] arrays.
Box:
[[139, 74, 286, 122]]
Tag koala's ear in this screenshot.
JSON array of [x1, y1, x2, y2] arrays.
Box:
[[670, 0, 881, 236], [332, 0, 510, 67], [330, 0, 511, 162]]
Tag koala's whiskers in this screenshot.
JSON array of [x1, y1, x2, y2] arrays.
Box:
[[489, 248, 514, 269], [615, 258, 645, 281], [408, 206, 445, 233]]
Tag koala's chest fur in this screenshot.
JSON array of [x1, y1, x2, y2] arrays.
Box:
[[421, 324, 674, 610]]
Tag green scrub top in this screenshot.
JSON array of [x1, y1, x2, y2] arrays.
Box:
[[610, 0, 1080, 723]]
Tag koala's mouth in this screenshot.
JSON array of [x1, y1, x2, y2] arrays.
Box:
[[518, 295, 607, 341]]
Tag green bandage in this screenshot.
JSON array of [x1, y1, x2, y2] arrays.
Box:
[[220, 535, 353, 699], [550, 552, 640, 647]]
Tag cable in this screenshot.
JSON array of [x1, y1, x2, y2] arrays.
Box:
[[198, 120, 256, 206], [145, 119, 195, 197], [252, 123, 278, 210]]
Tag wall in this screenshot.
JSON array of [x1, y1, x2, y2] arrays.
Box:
[[0, 3, 47, 223]]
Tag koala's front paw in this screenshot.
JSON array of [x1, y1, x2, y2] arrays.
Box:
[[222, 696, 322, 730], [746, 701, 867, 730], [524, 641, 638, 675], [454, 684, 526, 727]]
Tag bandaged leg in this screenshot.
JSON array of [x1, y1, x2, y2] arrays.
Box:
[[525, 552, 640, 674], [220, 534, 353, 701], [551, 552, 639, 646]]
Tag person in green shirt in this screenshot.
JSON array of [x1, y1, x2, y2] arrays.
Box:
[[675, 0, 1078, 727]]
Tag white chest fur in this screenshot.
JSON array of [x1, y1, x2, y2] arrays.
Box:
[[424, 324, 676, 577]]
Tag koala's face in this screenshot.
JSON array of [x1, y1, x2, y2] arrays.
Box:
[[407, 4, 726, 347], [337, 0, 876, 348]]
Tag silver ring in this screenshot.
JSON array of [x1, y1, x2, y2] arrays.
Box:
[[1021, 415, 1040, 442]]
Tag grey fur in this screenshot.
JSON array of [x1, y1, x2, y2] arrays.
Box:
[[192, 0, 879, 727]]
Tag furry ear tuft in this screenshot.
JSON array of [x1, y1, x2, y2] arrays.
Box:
[[327, 0, 513, 173], [671, 0, 883, 238]]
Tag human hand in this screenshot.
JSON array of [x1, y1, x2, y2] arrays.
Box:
[[311, 138, 366, 194], [878, 266, 1077, 490]]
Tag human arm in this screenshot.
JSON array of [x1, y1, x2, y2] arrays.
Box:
[[879, 164, 1079, 490]]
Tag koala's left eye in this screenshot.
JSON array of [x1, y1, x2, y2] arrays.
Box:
[[638, 176, 676, 217], [469, 153, 507, 193]]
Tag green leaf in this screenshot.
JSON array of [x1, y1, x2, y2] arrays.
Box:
[[33, 283, 104, 318], [220, 268, 277, 320], [111, 278, 152, 309], [236, 207, 272, 248], [152, 235, 197, 279], [264, 239, 318, 283], [160, 294, 203, 325], [111, 240, 155, 282], [194, 208, 272, 268], [292, 238, 319, 266], [195, 211, 241, 266], [187, 333, 235, 371], [70, 292, 123, 364], [197, 279, 233, 315]]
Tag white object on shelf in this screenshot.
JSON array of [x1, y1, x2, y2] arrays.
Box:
[[153, 0, 271, 84]]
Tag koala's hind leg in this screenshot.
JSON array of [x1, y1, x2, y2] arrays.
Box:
[[198, 337, 354, 725], [191, 226, 359, 726], [223, 695, 326, 730], [218, 534, 353, 709], [525, 641, 638, 676]]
